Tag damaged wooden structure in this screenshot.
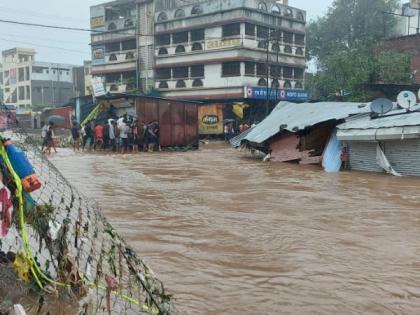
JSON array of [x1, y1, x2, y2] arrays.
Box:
[[239, 102, 369, 165]]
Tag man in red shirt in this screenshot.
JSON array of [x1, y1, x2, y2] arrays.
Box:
[[94, 123, 104, 150]]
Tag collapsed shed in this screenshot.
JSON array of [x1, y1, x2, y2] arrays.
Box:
[[337, 105, 420, 176], [241, 102, 369, 165]]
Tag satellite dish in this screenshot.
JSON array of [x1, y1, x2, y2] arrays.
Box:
[[370, 98, 393, 115], [397, 91, 417, 110]]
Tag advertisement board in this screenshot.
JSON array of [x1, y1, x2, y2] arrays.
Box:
[[207, 38, 241, 50], [92, 77, 106, 97], [92, 46, 105, 65], [198, 104, 224, 135], [91, 16, 105, 28], [244, 86, 309, 102]]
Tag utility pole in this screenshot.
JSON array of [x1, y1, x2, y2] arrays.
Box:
[[265, 30, 270, 117]]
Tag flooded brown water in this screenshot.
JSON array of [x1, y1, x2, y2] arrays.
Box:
[[51, 143, 420, 314]]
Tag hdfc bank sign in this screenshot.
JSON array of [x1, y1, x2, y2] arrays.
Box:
[[243, 86, 309, 102]]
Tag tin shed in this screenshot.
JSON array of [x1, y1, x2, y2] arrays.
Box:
[[136, 96, 199, 148]]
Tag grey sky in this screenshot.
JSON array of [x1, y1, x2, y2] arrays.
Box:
[[0, 0, 333, 66]]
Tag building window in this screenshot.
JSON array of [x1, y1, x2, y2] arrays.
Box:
[[108, 22, 117, 31], [257, 26, 269, 38], [245, 23, 255, 36], [156, 34, 170, 46], [176, 80, 186, 88], [173, 66, 189, 79], [124, 19, 134, 28], [296, 47, 304, 56], [222, 62, 241, 77], [25, 67, 30, 81], [126, 52, 134, 60], [284, 32, 293, 43], [257, 63, 267, 76], [191, 5, 203, 15], [157, 12, 168, 21], [297, 12, 305, 21], [295, 34, 305, 45], [191, 65, 204, 77], [258, 78, 267, 86], [283, 67, 293, 78], [284, 80, 292, 88], [19, 86, 25, 100], [270, 65, 281, 78], [159, 81, 169, 89], [295, 81, 303, 89], [163, 0, 174, 9], [258, 41, 268, 49], [191, 79, 202, 87], [272, 79, 280, 89], [191, 29, 204, 41], [158, 47, 168, 55], [284, 45, 292, 54], [106, 42, 120, 52], [285, 8, 293, 17], [174, 9, 185, 18], [109, 53, 117, 61], [258, 2, 267, 11], [271, 5, 281, 14], [294, 68, 304, 79], [245, 62, 255, 76], [173, 31, 188, 44], [222, 23, 241, 37], [175, 45, 186, 53], [32, 66, 44, 74], [122, 39, 136, 50], [110, 84, 119, 91], [156, 68, 171, 80], [26, 86, 30, 100], [272, 43, 280, 52], [18, 68, 25, 82], [192, 42, 203, 51]]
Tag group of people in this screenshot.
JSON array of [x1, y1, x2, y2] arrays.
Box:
[[224, 122, 252, 141], [70, 115, 162, 153]]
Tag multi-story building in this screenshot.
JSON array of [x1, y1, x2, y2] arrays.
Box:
[[90, 0, 154, 94], [1, 48, 76, 113], [153, 0, 307, 102]]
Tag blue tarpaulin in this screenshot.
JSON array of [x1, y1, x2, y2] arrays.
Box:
[[322, 130, 342, 173]]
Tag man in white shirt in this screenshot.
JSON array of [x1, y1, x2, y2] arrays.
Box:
[[41, 122, 49, 151]]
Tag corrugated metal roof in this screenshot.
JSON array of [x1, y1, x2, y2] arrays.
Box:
[[337, 107, 420, 130], [230, 126, 255, 148], [244, 101, 370, 144]]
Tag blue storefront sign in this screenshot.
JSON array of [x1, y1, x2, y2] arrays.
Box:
[[244, 86, 309, 102]]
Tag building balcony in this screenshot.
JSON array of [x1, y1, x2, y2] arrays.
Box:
[[104, 50, 137, 64], [91, 28, 136, 44], [155, 7, 305, 35]]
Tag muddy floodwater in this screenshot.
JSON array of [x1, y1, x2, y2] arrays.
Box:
[[51, 143, 420, 314]]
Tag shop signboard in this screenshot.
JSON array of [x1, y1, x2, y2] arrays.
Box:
[[198, 104, 224, 135], [207, 38, 241, 50], [91, 16, 105, 28], [244, 86, 309, 102], [92, 77, 106, 97]]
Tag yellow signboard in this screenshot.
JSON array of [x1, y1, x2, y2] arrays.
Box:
[[207, 38, 241, 50], [198, 104, 224, 135], [91, 16, 105, 28]]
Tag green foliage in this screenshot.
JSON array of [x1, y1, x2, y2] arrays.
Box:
[[306, 0, 412, 101]]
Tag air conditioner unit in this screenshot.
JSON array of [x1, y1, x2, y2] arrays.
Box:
[[410, 0, 420, 9]]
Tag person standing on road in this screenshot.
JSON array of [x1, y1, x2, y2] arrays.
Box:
[[41, 121, 49, 151], [119, 119, 129, 154], [82, 122, 93, 151], [71, 121, 80, 151]]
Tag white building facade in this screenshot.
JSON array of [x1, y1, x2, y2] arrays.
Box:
[[90, 0, 154, 94], [154, 0, 307, 101], [1, 48, 75, 113]]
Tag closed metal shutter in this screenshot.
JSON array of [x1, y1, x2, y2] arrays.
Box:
[[384, 139, 420, 176], [347, 141, 383, 173]]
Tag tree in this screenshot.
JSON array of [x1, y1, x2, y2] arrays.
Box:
[[307, 0, 400, 62], [306, 0, 412, 101]]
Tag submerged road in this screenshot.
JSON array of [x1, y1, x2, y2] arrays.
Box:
[[51, 143, 420, 314]]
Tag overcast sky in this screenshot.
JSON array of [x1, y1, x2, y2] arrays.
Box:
[[0, 0, 333, 65]]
